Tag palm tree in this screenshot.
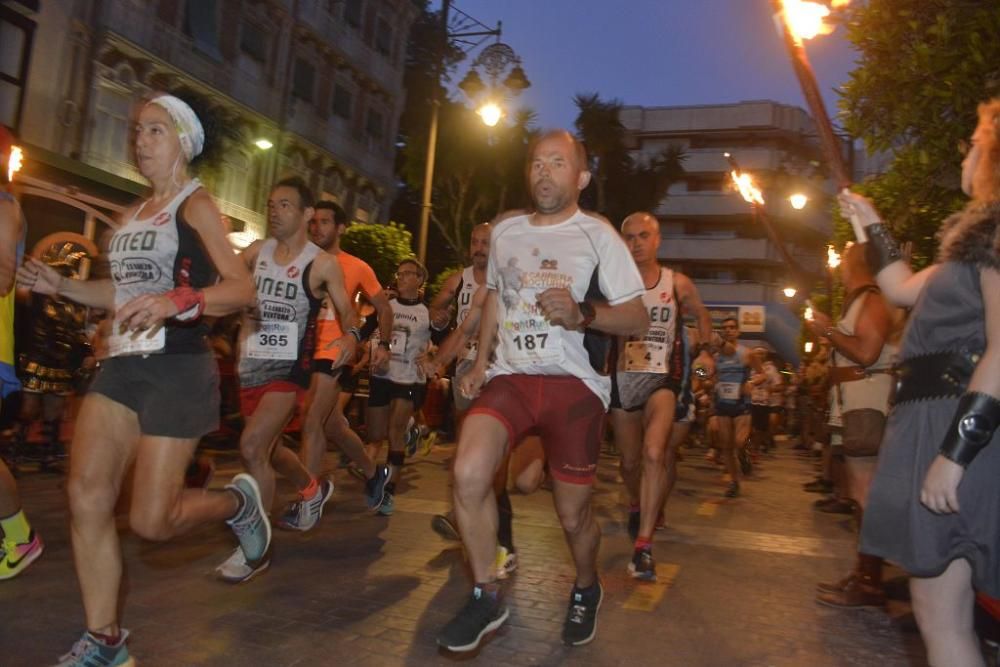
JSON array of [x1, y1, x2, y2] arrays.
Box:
[[574, 93, 627, 214]]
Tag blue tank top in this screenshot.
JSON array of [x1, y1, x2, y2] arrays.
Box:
[[715, 345, 749, 407]]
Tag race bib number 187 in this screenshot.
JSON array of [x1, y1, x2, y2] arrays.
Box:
[[502, 323, 564, 366]]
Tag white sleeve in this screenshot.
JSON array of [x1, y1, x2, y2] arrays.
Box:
[[595, 225, 644, 305]]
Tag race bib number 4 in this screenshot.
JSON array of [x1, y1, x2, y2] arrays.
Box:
[[107, 322, 165, 358], [624, 340, 667, 373], [246, 321, 297, 360]]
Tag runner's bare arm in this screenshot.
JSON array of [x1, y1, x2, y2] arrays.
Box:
[[428, 270, 462, 329], [179, 191, 254, 316], [0, 198, 21, 295], [432, 285, 486, 372], [537, 289, 647, 336], [472, 288, 498, 371], [316, 253, 359, 332], [18, 257, 114, 309]]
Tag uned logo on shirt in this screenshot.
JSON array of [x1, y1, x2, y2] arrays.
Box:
[[153, 211, 171, 227], [287, 265, 300, 279]]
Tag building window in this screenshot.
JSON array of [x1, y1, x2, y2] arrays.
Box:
[[375, 17, 392, 56], [240, 21, 268, 63], [182, 0, 223, 62], [0, 6, 34, 130], [331, 84, 352, 120], [344, 0, 363, 29], [292, 58, 316, 103], [365, 108, 384, 141]]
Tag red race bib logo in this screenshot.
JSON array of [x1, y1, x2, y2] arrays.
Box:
[[287, 265, 300, 279]]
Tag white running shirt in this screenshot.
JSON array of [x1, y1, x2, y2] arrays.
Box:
[[486, 209, 644, 407]]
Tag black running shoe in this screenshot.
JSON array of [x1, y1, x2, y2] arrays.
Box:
[[627, 509, 640, 542], [738, 447, 753, 476], [431, 513, 461, 541], [562, 582, 603, 646], [725, 481, 740, 498], [365, 465, 391, 510], [627, 548, 657, 581], [437, 587, 509, 652]]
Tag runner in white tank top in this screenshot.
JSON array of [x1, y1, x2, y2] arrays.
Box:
[[609, 212, 715, 583], [16, 94, 259, 664], [217, 177, 358, 582]]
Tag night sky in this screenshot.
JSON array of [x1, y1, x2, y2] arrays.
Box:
[[445, 0, 856, 131]]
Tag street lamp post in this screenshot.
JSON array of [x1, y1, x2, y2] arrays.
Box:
[[417, 1, 522, 264]]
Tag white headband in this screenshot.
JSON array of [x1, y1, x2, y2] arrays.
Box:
[[148, 94, 204, 161]]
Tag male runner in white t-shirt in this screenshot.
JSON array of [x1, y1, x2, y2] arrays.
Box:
[[436, 130, 648, 652]]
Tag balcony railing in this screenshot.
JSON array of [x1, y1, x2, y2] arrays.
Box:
[[295, 2, 404, 95], [101, 0, 282, 119]]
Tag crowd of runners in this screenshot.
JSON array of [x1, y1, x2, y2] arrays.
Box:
[[1, 91, 1000, 667]]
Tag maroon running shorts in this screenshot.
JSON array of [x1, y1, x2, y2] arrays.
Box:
[[468, 374, 605, 485]]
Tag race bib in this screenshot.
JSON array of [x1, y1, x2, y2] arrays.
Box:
[[624, 340, 668, 373], [390, 329, 409, 362], [246, 320, 297, 360], [107, 322, 165, 358], [717, 382, 741, 400], [501, 321, 564, 366]]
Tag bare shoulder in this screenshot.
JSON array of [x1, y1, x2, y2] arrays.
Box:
[[182, 188, 222, 229]]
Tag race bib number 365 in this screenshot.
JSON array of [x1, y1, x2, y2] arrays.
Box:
[[246, 321, 297, 360]]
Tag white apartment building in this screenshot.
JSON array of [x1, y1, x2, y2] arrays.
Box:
[[621, 100, 846, 362]]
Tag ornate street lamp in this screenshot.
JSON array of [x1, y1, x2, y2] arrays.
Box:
[[417, 3, 529, 263]]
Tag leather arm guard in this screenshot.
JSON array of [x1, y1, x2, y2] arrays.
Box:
[[165, 287, 206, 322], [865, 223, 902, 272], [939, 391, 1000, 467]]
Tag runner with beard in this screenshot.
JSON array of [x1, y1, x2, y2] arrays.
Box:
[[275, 200, 392, 527], [437, 130, 647, 652]]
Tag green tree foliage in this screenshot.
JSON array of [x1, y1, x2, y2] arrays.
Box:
[[427, 265, 462, 301], [838, 0, 1000, 266], [341, 222, 414, 287], [574, 93, 686, 225]]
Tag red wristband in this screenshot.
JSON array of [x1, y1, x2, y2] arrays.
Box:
[[165, 287, 205, 322]]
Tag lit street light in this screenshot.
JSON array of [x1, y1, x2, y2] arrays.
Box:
[[477, 102, 503, 127], [416, 3, 528, 264], [254, 138, 273, 150], [783, 286, 798, 298], [789, 192, 808, 210]]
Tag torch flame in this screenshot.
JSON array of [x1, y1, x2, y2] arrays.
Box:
[[827, 244, 841, 269], [8, 146, 23, 182], [804, 306, 814, 321], [730, 170, 765, 206], [779, 0, 837, 45]]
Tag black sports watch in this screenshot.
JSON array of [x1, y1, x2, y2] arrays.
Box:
[[576, 301, 596, 331]]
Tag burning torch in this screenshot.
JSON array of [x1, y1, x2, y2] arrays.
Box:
[[725, 151, 809, 288]]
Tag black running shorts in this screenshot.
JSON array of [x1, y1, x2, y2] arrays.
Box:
[[368, 376, 427, 410], [89, 352, 220, 439]]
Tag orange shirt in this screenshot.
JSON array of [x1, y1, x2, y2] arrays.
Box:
[[314, 250, 383, 361]]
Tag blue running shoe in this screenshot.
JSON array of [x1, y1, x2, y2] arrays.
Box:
[[220, 473, 271, 583], [378, 492, 395, 516], [54, 629, 134, 666], [365, 465, 391, 510], [277, 478, 334, 531]]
